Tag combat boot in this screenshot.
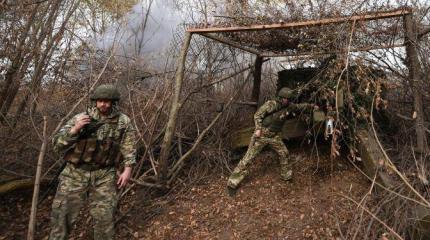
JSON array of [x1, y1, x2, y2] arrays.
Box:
[[280, 169, 293, 181], [226, 185, 238, 197]]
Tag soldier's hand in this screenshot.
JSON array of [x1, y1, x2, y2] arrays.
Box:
[[254, 129, 261, 137], [70, 114, 91, 135], [117, 167, 132, 189], [313, 104, 319, 111]]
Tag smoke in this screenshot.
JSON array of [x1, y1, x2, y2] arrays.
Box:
[[95, 0, 184, 61]]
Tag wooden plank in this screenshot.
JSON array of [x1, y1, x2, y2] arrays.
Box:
[[199, 33, 260, 55], [0, 179, 37, 195], [188, 8, 411, 33], [356, 129, 396, 188]]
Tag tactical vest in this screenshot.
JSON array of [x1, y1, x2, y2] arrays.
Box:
[[262, 108, 291, 133], [64, 116, 125, 168]]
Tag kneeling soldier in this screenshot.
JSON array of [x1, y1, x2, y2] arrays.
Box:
[[227, 87, 315, 195]]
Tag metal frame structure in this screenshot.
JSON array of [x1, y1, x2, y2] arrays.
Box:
[[158, 7, 425, 180], [187, 8, 411, 57]]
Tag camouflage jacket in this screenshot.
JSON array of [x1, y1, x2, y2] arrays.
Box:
[[254, 100, 313, 131], [53, 106, 137, 167]]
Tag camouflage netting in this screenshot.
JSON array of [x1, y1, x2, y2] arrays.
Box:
[[188, 7, 407, 55]]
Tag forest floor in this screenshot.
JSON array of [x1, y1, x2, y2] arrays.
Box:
[[0, 144, 373, 240]]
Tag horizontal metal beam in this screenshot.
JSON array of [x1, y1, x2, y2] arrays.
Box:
[[199, 33, 261, 55], [187, 8, 411, 33]]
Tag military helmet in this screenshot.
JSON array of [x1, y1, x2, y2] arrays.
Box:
[[277, 87, 294, 99], [90, 84, 120, 101]]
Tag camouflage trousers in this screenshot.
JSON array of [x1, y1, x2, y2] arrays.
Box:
[[228, 129, 292, 189], [49, 163, 118, 240]]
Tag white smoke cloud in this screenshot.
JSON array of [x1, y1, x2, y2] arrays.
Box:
[[95, 0, 184, 59]]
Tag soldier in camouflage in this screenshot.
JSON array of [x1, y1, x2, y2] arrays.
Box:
[[49, 84, 137, 240], [227, 87, 316, 195]]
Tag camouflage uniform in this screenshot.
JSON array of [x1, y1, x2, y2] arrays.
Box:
[[228, 99, 312, 189], [49, 106, 136, 240]]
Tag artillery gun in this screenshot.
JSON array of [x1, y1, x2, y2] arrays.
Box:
[[231, 65, 397, 191]]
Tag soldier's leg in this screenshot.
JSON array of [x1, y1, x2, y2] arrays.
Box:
[[89, 168, 117, 240], [49, 165, 89, 240], [227, 135, 266, 189], [267, 135, 292, 181]]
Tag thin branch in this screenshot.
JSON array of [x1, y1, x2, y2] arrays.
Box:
[[27, 116, 48, 240], [341, 194, 404, 240], [167, 69, 254, 185], [370, 91, 430, 206], [50, 51, 113, 137], [418, 26, 430, 39]]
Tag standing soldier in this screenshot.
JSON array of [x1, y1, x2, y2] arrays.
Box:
[[49, 84, 137, 240], [227, 87, 316, 195]]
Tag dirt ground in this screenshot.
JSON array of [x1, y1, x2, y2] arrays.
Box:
[[0, 146, 372, 240], [135, 148, 372, 240]]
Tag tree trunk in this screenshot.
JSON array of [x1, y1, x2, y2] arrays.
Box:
[[0, 55, 33, 124], [158, 32, 193, 182], [0, 4, 40, 123], [13, 0, 79, 124], [403, 13, 428, 153]]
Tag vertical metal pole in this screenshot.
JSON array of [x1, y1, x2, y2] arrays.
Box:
[[251, 56, 263, 108], [404, 13, 428, 153], [158, 32, 193, 181]]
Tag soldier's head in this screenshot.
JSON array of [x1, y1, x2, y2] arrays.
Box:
[[277, 87, 294, 105], [90, 84, 120, 115]]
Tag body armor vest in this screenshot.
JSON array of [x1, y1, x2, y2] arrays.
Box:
[[64, 116, 125, 167]]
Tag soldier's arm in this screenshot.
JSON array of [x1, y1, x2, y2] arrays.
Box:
[[254, 100, 278, 130], [292, 103, 315, 112], [119, 117, 137, 168], [52, 113, 83, 155]]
